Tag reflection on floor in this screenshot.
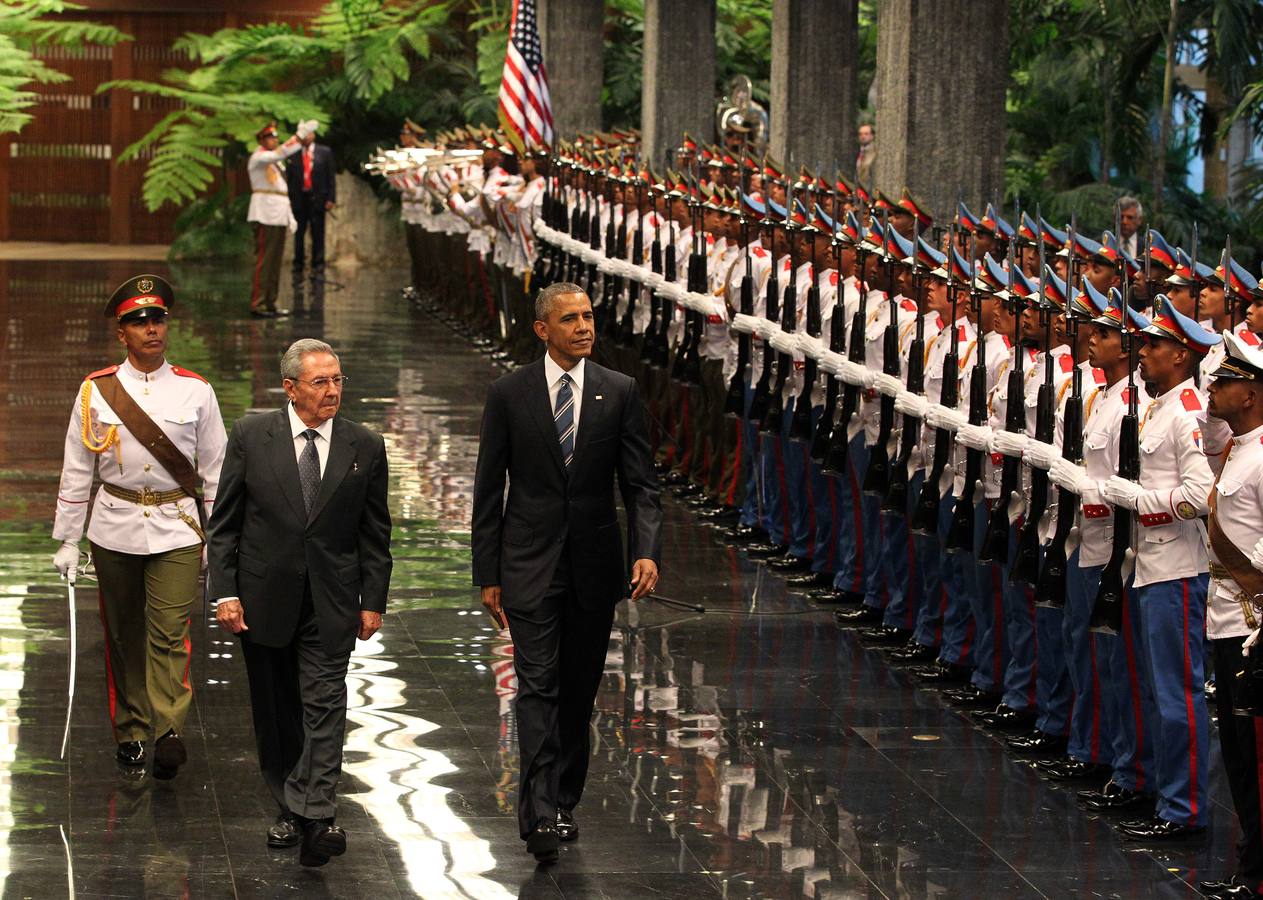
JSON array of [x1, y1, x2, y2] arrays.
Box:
[[0, 260, 1226, 897]]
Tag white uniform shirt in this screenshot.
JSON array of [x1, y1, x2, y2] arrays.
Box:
[[54, 358, 227, 555], [247, 140, 302, 227], [1207, 422, 1263, 639], [1131, 377, 1214, 587], [1074, 376, 1147, 567]]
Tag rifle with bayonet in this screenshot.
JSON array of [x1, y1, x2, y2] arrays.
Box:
[[641, 177, 665, 364], [760, 183, 798, 435], [824, 205, 872, 475], [884, 232, 926, 512], [946, 233, 988, 551], [532, 151, 554, 290], [913, 222, 962, 534], [654, 179, 677, 371], [617, 163, 644, 346], [724, 166, 755, 416], [748, 198, 781, 424], [791, 190, 822, 443], [1088, 207, 1139, 636], [1036, 216, 1081, 607], [599, 167, 619, 336], [862, 210, 900, 495], [811, 189, 847, 461]]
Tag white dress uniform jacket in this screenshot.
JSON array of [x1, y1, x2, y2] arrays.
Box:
[[247, 141, 302, 228], [1207, 422, 1263, 639]]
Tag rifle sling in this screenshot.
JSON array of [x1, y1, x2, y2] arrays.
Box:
[[94, 374, 206, 531]]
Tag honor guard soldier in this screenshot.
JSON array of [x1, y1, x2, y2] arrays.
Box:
[[52, 275, 227, 777], [1101, 296, 1218, 839], [1198, 332, 1263, 899]]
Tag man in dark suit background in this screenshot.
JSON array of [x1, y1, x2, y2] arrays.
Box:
[[208, 338, 391, 868], [286, 127, 337, 271], [472, 282, 663, 864]]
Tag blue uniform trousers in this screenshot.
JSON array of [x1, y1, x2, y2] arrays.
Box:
[[757, 401, 796, 546], [1064, 559, 1110, 763], [1001, 526, 1038, 712], [738, 382, 763, 530], [964, 499, 1008, 693], [1135, 576, 1210, 827], [780, 399, 814, 560], [832, 433, 872, 598], [930, 495, 976, 666]]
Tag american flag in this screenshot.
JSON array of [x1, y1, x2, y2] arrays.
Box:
[[497, 0, 554, 153]]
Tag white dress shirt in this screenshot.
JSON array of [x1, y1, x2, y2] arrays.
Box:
[[1208, 422, 1263, 639], [544, 353, 585, 437], [288, 403, 333, 477]]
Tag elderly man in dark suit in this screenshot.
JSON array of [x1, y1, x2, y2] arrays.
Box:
[[472, 281, 663, 864], [207, 338, 391, 868], [287, 127, 337, 271]]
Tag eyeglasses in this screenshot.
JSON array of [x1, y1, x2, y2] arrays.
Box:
[[292, 375, 348, 389]]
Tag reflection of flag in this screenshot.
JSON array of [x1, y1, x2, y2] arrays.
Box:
[[497, 0, 554, 153]]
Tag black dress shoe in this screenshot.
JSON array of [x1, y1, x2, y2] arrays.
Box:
[[768, 555, 812, 573], [1035, 758, 1112, 781], [942, 684, 1001, 708], [913, 661, 973, 684], [857, 626, 911, 645], [267, 813, 302, 848], [720, 525, 764, 544], [116, 741, 145, 767], [808, 587, 858, 604], [744, 542, 789, 558], [887, 641, 938, 663], [526, 822, 560, 864], [272, 308, 292, 318], [786, 571, 833, 589], [300, 820, 347, 867], [700, 507, 740, 523], [971, 704, 1036, 730], [1203, 885, 1257, 900], [249, 309, 276, 319], [1196, 876, 1244, 894], [1119, 816, 1205, 841], [835, 606, 883, 627], [1078, 780, 1147, 810], [555, 809, 578, 842], [1006, 730, 1068, 755], [153, 731, 186, 780]]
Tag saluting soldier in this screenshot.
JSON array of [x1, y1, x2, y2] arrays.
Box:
[[52, 275, 227, 777], [247, 120, 317, 318]]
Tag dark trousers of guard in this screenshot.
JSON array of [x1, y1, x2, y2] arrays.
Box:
[[238, 583, 352, 823], [405, 223, 425, 291], [503, 554, 615, 839], [250, 224, 287, 312], [292, 193, 328, 269], [1212, 636, 1263, 890]]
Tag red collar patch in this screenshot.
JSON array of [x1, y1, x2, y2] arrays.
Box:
[[171, 366, 207, 383], [87, 365, 119, 380], [1092, 367, 1106, 385], [1181, 388, 1202, 412]]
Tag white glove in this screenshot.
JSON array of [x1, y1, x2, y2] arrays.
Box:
[[796, 334, 824, 360], [895, 391, 929, 419], [992, 430, 1029, 459], [925, 404, 967, 432], [861, 367, 879, 390], [731, 314, 759, 335], [755, 317, 779, 340], [1049, 458, 1092, 495], [1024, 440, 1058, 471], [839, 359, 867, 386], [596, 258, 616, 275], [820, 351, 845, 376], [769, 331, 796, 355], [957, 423, 995, 452], [1245, 627, 1262, 657], [644, 272, 665, 292], [1102, 475, 1144, 511], [874, 373, 904, 398], [53, 540, 80, 580], [1250, 537, 1263, 574], [295, 119, 318, 140]]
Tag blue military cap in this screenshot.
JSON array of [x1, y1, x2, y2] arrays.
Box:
[[980, 253, 1009, 293], [1059, 229, 1108, 263], [1039, 217, 1067, 250], [1077, 276, 1111, 318], [765, 196, 787, 222], [914, 236, 947, 273], [956, 201, 981, 233], [1017, 212, 1041, 246], [1146, 229, 1178, 271], [1044, 265, 1082, 314], [1090, 285, 1150, 332], [741, 191, 766, 217], [887, 224, 915, 263], [980, 203, 1014, 240], [1142, 294, 1222, 354], [1221, 255, 1261, 301]]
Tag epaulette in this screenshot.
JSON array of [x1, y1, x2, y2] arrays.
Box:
[[751, 246, 768, 258], [1002, 335, 1013, 349], [1058, 353, 1074, 373], [1092, 367, 1106, 385], [87, 365, 119, 380], [900, 298, 917, 314], [1121, 387, 1132, 404], [172, 366, 207, 383], [1242, 330, 1261, 347], [1181, 388, 1201, 412], [829, 270, 839, 286]]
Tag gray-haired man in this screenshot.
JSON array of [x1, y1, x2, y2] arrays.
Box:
[[208, 338, 392, 867]]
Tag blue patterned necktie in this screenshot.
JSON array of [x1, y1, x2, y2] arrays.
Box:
[[299, 429, 321, 513], [554, 373, 575, 467]]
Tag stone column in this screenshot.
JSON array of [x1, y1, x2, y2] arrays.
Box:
[[873, 0, 1008, 222], [538, 0, 605, 139], [641, 0, 717, 167], [770, 0, 858, 173]]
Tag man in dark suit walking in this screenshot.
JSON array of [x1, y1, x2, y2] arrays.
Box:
[[287, 127, 337, 271], [207, 338, 391, 868], [472, 282, 663, 864]]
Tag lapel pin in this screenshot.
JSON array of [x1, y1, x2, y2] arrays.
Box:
[[595, 395, 603, 400], [352, 461, 359, 472]]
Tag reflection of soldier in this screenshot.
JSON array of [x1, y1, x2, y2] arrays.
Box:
[[52, 274, 226, 777]]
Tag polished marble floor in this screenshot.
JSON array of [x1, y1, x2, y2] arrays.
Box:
[[0, 258, 1240, 897]]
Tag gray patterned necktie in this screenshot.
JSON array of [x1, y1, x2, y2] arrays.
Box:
[[554, 373, 575, 467], [299, 429, 321, 513]]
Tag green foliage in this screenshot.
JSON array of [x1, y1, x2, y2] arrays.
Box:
[[0, 0, 127, 134], [166, 190, 253, 262]]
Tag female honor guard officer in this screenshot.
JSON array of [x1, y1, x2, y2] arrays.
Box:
[[52, 275, 226, 777]]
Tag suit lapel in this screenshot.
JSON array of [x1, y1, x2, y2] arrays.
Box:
[[308, 416, 356, 526], [524, 358, 567, 477], [266, 409, 307, 526]]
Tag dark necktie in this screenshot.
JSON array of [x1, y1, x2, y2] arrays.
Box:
[[554, 373, 575, 467], [299, 429, 321, 514]]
